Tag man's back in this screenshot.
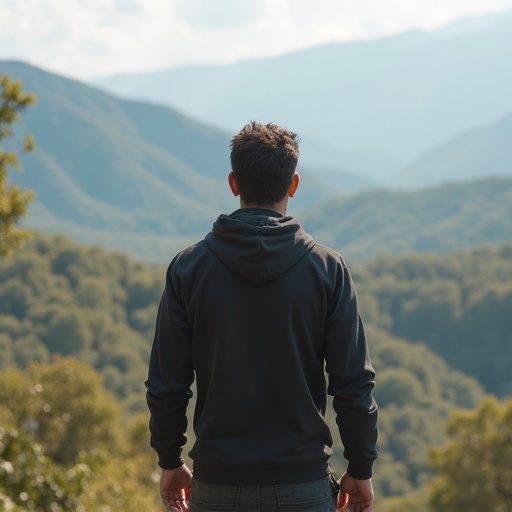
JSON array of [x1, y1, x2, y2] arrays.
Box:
[[148, 207, 376, 483], [146, 122, 377, 512]]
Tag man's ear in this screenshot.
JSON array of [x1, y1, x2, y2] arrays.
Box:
[[288, 173, 300, 198], [228, 171, 240, 197]]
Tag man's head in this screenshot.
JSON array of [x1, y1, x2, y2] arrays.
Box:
[[229, 121, 300, 208]]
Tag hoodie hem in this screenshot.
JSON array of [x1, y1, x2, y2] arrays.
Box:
[[192, 459, 330, 486]]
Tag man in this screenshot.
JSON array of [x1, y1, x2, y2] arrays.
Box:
[[146, 122, 378, 512]]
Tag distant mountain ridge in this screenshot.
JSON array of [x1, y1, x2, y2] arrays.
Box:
[[301, 176, 512, 262], [93, 9, 512, 183], [394, 109, 512, 188], [0, 60, 234, 258], [1, 60, 371, 260], [2, 60, 511, 263]]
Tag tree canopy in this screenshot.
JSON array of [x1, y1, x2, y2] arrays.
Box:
[[429, 396, 512, 511], [352, 244, 512, 396], [0, 74, 35, 257], [0, 357, 161, 511]]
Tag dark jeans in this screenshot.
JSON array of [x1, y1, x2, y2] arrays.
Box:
[[189, 476, 337, 512]]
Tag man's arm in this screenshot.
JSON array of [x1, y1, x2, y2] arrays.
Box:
[[324, 262, 378, 481], [146, 260, 194, 471]]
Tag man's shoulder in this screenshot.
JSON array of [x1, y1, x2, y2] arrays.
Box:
[[166, 239, 213, 283], [172, 239, 210, 266], [308, 240, 348, 267]]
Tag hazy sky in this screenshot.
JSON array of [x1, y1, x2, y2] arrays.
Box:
[[2, 0, 512, 79]]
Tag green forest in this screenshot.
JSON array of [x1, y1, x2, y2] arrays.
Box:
[[1, 233, 511, 510]]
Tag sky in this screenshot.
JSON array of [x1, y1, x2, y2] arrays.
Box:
[[1, 0, 512, 80]]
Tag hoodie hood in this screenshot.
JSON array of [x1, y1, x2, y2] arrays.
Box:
[[205, 208, 315, 283]]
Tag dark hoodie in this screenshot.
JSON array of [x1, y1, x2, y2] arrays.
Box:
[[146, 208, 378, 485]]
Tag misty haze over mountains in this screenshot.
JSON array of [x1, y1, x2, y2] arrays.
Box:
[[93, 9, 512, 185], [1, 9, 511, 262]]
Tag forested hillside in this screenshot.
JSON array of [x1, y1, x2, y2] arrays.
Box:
[[0, 234, 163, 411], [3, 233, 507, 500], [301, 176, 512, 262], [0, 60, 374, 261], [0, 60, 234, 261], [354, 243, 512, 396]]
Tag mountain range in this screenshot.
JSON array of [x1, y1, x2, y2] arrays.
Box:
[[1, 60, 233, 260], [393, 109, 512, 188], [93, 9, 512, 184], [1, 61, 373, 259], [1, 59, 511, 263], [301, 177, 512, 262]]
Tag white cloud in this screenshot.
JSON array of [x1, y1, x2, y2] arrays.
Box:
[[173, 0, 261, 30], [1, 0, 512, 79]]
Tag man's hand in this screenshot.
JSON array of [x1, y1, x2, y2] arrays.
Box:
[[337, 472, 374, 512], [160, 464, 193, 512]]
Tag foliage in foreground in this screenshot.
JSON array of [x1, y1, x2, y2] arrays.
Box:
[[0, 356, 485, 512], [0, 358, 161, 511], [0, 74, 36, 257], [0, 358, 503, 511], [428, 396, 512, 512]]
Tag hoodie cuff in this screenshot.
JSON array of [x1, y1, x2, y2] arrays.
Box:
[[347, 461, 373, 480], [158, 453, 184, 470]]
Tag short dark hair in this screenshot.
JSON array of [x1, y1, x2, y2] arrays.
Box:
[[230, 121, 300, 206]]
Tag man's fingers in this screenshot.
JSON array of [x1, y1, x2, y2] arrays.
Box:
[[164, 500, 184, 512], [338, 491, 349, 509], [162, 490, 189, 512], [347, 500, 373, 512]]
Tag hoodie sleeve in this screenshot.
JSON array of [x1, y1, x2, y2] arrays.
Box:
[[145, 258, 194, 469], [323, 261, 378, 480]]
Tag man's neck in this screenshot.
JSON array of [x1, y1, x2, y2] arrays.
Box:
[[240, 198, 288, 215]]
